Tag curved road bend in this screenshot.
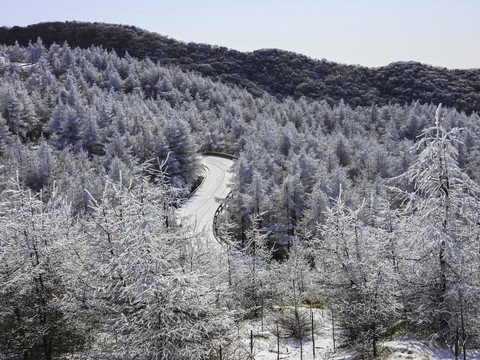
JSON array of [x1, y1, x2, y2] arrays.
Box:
[[176, 155, 235, 248]]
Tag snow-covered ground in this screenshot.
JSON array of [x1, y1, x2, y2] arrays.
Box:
[[233, 309, 480, 360], [380, 341, 480, 360], [240, 307, 336, 360]]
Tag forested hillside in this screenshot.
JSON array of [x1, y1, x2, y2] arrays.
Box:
[[1, 22, 480, 114], [0, 36, 480, 359]]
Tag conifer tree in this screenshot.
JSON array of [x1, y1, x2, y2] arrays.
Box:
[[81, 171, 232, 359], [26, 37, 45, 64], [0, 178, 90, 359], [318, 187, 400, 355], [395, 105, 480, 349]]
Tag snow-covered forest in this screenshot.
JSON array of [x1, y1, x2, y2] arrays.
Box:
[[1, 38, 480, 360]]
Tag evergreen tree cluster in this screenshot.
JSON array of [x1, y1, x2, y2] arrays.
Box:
[[0, 38, 480, 359]]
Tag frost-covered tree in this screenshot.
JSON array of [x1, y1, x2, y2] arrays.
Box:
[[273, 172, 305, 240], [275, 237, 315, 342], [48, 102, 81, 150], [317, 187, 401, 355], [0, 114, 12, 155], [25, 37, 45, 64], [394, 106, 480, 350], [162, 115, 200, 187], [0, 86, 29, 139], [80, 110, 105, 155], [80, 170, 232, 359], [0, 178, 91, 359], [230, 215, 275, 319], [5, 41, 26, 62]]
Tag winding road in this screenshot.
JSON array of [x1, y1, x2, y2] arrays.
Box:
[[176, 155, 235, 246]]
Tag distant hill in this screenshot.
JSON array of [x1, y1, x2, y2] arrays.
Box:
[[1, 21, 479, 114]]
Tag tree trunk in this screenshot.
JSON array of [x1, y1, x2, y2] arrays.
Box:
[[227, 250, 232, 286], [454, 326, 459, 360], [277, 323, 280, 360], [461, 300, 466, 360], [439, 239, 448, 336], [311, 307, 316, 357], [250, 329, 254, 356], [261, 298, 264, 332], [331, 308, 336, 351], [43, 335, 53, 360], [439, 166, 449, 339], [300, 338, 303, 360]]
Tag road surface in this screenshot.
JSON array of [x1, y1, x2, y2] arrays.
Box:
[[176, 155, 235, 246]]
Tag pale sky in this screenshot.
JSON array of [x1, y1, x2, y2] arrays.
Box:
[[1, 0, 479, 69]]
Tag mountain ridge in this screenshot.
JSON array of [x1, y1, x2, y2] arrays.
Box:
[[1, 21, 479, 114]]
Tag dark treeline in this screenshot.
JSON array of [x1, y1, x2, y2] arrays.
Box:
[[1, 22, 479, 114]]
